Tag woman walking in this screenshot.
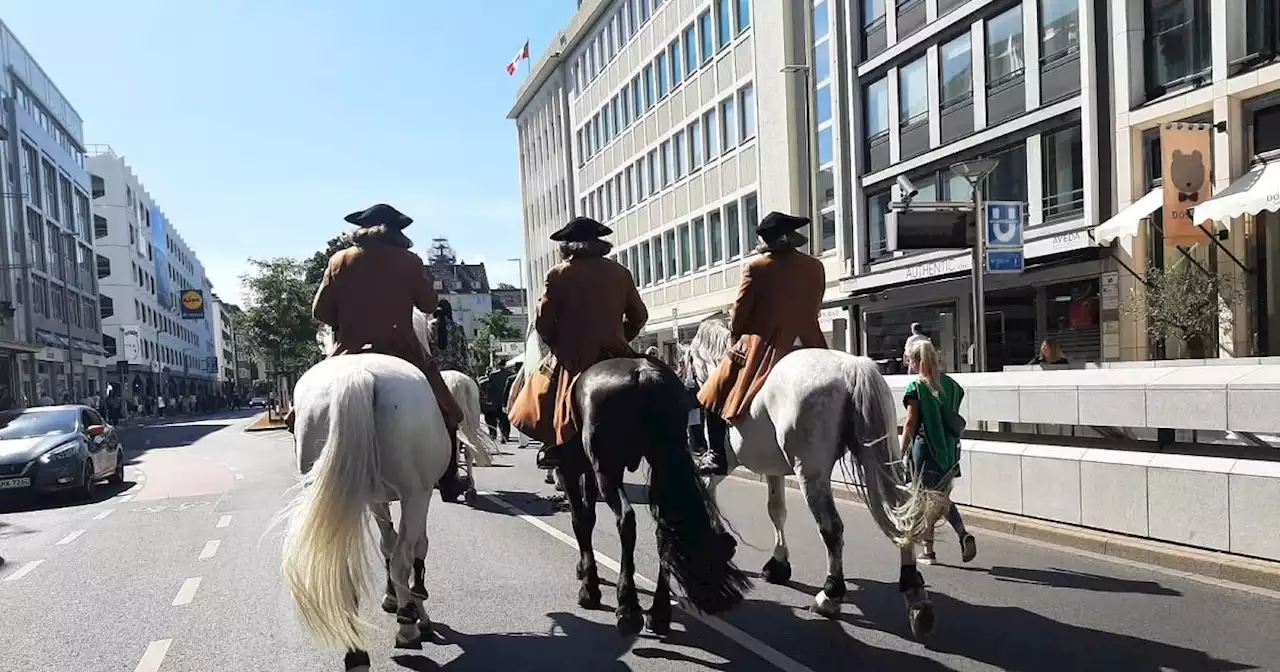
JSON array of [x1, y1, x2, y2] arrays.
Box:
[[901, 339, 977, 565]]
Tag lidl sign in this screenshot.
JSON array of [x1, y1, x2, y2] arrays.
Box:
[[180, 289, 205, 319]]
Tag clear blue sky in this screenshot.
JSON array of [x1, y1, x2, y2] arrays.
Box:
[[2, 0, 571, 302]]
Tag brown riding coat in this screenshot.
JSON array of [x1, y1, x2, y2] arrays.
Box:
[[508, 255, 648, 445], [698, 249, 827, 422], [311, 235, 465, 430]]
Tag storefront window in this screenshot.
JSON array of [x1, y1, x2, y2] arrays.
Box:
[[867, 191, 891, 261], [1045, 279, 1101, 363], [865, 302, 960, 374]]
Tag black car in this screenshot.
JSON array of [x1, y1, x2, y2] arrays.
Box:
[[0, 405, 125, 500]]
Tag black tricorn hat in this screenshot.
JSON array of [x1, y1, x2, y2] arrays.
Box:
[[755, 211, 810, 239], [344, 203, 413, 230], [549, 216, 613, 242]]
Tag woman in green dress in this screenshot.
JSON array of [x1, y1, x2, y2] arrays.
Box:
[[900, 339, 978, 565]]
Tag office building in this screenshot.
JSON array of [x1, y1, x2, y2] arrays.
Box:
[[89, 148, 218, 403], [0, 21, 107, 403], [212, 295, 244, 395]]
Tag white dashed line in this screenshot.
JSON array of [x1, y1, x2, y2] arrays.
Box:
[[3, 560, 44, 583], [94, 509, 115, 520], [172, 577, 202, 606], [480, 492, 819, 672], [133, 639, 172, 672], [55, 530, 86, 546], [198, 540, 221, 560], [215, 515, 232, 528]]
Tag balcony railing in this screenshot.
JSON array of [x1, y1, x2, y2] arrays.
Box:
[[1043, 188, 1085, 223]]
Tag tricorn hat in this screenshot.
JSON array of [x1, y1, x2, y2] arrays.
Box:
[[755, 211, 810, 239], [344, 203, 413, 230], [549, 216, 613, 242]]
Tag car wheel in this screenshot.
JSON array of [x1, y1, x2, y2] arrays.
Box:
[[108, 450, 125, 485], [79, 461, 97, 500]]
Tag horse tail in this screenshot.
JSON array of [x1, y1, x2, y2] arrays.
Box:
[[447, 373, 497, 467], [842, 357, 921, 547], [280, 367, 381, 651], [637, 359, 751, 614]]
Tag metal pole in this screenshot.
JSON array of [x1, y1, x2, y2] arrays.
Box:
[[971, 188, 987, 373]]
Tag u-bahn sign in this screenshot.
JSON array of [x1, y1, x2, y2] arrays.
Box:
[[180, 289, 204, 319]]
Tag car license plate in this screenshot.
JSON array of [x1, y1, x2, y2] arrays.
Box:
[[0, 477, 31, 489]]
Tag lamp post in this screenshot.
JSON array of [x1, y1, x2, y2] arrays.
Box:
[[949, 159, 1000, 373]]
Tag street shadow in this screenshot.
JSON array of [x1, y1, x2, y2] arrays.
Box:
[[843, 577, 1254, 671], [0, 479, 137, 513], [118, 422, 226, 460], [391, 611, 743, 671], [983, 565, 1183, 596], [474, 491, 569, 517]]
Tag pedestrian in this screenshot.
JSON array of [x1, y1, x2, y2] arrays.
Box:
[[697, 211, 827, 476], [428, 300, 470, 374], [903, 323, 931, 373], [901, 338, 977, 565], [1029, 339, 1069, 366]]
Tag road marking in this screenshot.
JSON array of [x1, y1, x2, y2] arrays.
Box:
[[94, 509, 115, 520], [55, 530, 86, 545], [117, 495, 134, 504], [216, 515, 232, 528], [480, 492, 818, 672], [172, 577, 202, 606], [133, 639, 172, 672], [3, 560, 44, 582], [198, 540, 221, 560]]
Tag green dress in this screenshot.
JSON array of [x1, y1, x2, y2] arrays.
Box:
[[903, 375, 964, 471]]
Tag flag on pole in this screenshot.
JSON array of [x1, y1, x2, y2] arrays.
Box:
[[506, 40, 531, 76]]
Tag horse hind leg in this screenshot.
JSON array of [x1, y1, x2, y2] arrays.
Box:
[[392, 493, 432, 649], [645, 564, 673, 636], [600, 473, 643, 639], [561, 468, 601, 609], [760, 475, 792, 585], [900, 545, 934, 640], [799, 474, 846, 617], [372, 503, 398, 614]]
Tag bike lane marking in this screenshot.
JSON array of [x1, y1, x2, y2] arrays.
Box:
[[480, 491, 818, 672]]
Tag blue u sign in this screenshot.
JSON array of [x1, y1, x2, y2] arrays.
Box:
[[985, 201, 1025, 248]]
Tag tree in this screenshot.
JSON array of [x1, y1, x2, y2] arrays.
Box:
[[468, 311, 521, 374], [239, 257, 323, 374], [303, 235, 353, 286], [1123, 261, 1245, 359]]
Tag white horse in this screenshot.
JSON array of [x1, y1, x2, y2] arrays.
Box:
[[280, 353, 451, 670], [411, 310, 499, 472], [682, 316, 936, 639]]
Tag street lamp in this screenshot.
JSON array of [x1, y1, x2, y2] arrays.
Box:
[[950, 159, 1000, 373]]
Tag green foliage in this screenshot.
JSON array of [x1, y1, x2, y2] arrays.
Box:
[[1123, 261, 1244, 357], [467, 311, 521, 375], [239, 257, 322, 374]]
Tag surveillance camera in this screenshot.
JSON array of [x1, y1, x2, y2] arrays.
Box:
[[896, 175, 919, 200]]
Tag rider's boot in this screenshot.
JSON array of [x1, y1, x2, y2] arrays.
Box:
[[437, 429, 467, 503], [536, 443, 562, 470], [697, 413, 729, 476]]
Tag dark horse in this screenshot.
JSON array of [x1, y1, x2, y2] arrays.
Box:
[[555, 355, 751, 636]]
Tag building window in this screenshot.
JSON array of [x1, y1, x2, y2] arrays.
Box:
[[661, 140, 673, 186], [644, 65, 656, 106], [899, 57, 928, 126], [736, 0, 751, 33], [1042, 125, 1084, 221], [640, 240, 653, 285], [656, 52, 670, 97], [865, 77, 889, 138], [684, 24, 698, 74], [693, 216, 708, 267], [726, 202, 742, 258], [721, 97, 738, 149], [1040, 0, 1079, 62], [647, 149, 658, 193], [699, 11, 714, 63], [665, 229, 678, 276], [678, 223, 692, 273], [690, 120, 704, 169], [670, 40, 683, 85], [653, 235, 666, 282], [743, 192, 759, 246], [817, 86, 832, 125], [987, 6, 1025, 86], [864, 0, 886, 26], [709, 210, 724, 263], [674, 131, 686, 179], [985, 143, 1029, 205], [704, 109, 720, 159], [940, 33, 972, 106], [1144, 0, 1211, 97], [739, 84, 757, 140], [867, 191, 892, 260], [818, 127, 834, 165], [716, 0, 732, 49]]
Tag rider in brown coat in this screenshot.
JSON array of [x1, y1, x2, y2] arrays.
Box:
[[311, 203, 470, 501], [508, 217, 648, 469], [697, 211, 827, 474]]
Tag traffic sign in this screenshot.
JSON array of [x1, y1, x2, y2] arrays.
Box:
[[986, 249, 1025, 273], [985, 201, 1025, 249]]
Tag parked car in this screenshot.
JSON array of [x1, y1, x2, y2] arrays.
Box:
[[248, 396, 268, 409], [0, 405, 124, 500]]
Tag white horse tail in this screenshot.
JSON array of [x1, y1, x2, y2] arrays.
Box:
[[842, 357, 922, 547], [442, 372, 497, 467], [281, 367, 381, 651]]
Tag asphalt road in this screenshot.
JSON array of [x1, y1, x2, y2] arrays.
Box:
[[1, 413, 1278, 671]]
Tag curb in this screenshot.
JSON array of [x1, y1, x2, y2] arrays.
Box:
[[726, 469, 1280, 593]]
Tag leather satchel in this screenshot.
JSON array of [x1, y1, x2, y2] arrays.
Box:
[[508, 355, 560, 445]]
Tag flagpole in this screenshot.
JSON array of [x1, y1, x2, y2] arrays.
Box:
[[525, 39, 531, 79]]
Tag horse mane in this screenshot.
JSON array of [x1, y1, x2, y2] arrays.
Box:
[[688, 315, 731, 384]]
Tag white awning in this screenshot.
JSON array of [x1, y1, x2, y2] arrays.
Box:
[[1193, 161, 1280, 224], [1094, 188, 1162, 246]]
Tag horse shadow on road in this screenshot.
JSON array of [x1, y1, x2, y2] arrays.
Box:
[[388, 611, 735, 671], [118, 422, 227, 464], [475, 491, 569, 516], [981, 565, 1183, 596]]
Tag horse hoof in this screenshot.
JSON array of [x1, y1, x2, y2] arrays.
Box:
[[616, 608, 644, 638], [812, 590, 841, 618], [578, 585, 602, 609], [395, 623, 423, 649], [411, 585, 429, 601], [645, 611, 672, 636], [907, 602, 935, 640], [761, 557, 792, 585], [381, 593, 398, 613], [418, 616, 434, 640], [465, 488, 477, 506]]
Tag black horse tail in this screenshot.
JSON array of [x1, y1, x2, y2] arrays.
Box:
[[636, 358, 751, 614]]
